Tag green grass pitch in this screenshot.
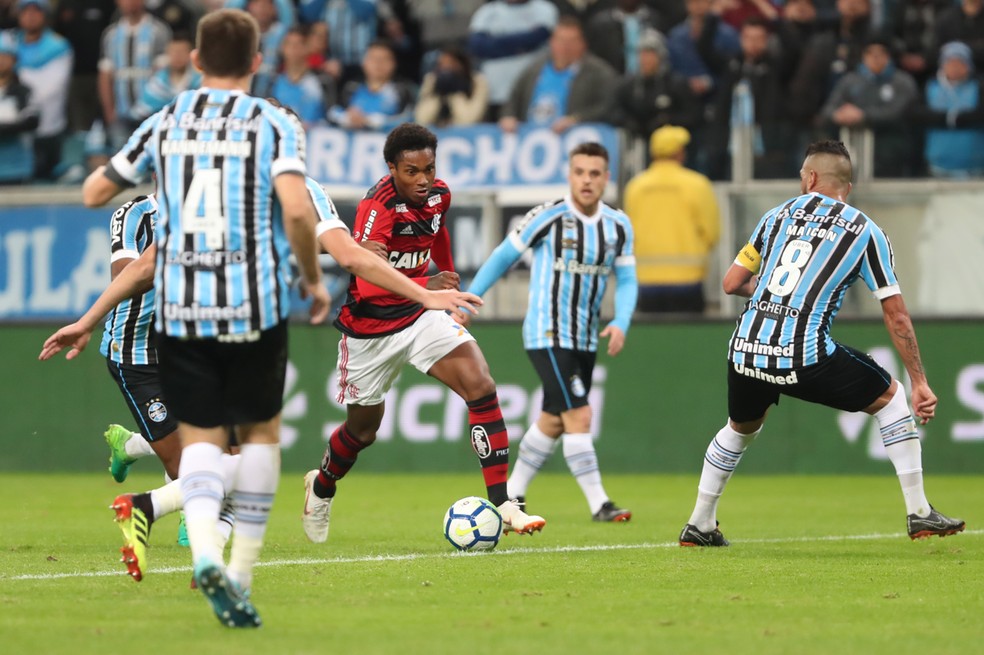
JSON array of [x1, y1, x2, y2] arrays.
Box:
[[1, 472, 981, 655]]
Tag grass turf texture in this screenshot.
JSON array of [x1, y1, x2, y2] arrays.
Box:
[[1, 472, 981, 655]]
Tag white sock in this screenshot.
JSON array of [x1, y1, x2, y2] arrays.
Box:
[[149, 478, 184, 519], [506, 424, 559, 499], [688, 424, 760, 532], [875, 385, 930, 517], [217, 495, 236, 550], [179, 442, 226, 565], [218, 453, 241, 489], [125, 433, 155, 459], [227, 443, 280, 590], [563, 433, 608, 514]]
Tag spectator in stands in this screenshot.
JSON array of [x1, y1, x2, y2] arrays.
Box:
[[233, 0, 289, 97], [499, 16, 618, 133], [129, 31, 200, 120], [0, 0, 18, 30], [775, 0, 820, 80], [272, 25, 333, 126], [328, 39, 413, 131], [0, 40, 38, 183], [54, 0, 114, 139], [666, 0, 740, 174], [584, 0, 664, 75], [788, 0, 873, 127], [716, 0, 781, 31], [935, 0, 984, 73], [611, 28, 699, 141], [468, 0, 559, 120], [704, 17, 790, 179], [300, 0, 392, 87], [820, 36, 920, 177], [622, 125, 720, 314], [889, 0, 950, 88], [408, 0, 485, 67], [144, 0, 199, 35], [919, 41, 984, 178], [414, 45, 489, 127], [1, 0, 73, 180], [99, 0, 171, 150]]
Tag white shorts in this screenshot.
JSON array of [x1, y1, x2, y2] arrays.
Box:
[[335, 310, 476, 405]]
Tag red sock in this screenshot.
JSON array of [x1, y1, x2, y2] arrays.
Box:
[[467, 393, 509, 506], [314, 423, 367, 498]]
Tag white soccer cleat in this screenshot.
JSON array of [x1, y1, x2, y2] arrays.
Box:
[[302, 470, 333, 543], [497, 499, 546, 535]]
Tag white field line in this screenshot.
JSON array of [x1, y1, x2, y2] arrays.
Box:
[[6, 528, 981, 582]]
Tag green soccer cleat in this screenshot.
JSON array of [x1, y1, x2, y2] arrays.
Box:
[[104, 424, 137, 483], [177, 511, 190, 547], [111, 494, 151, 581], [194, 560, 261, 628]]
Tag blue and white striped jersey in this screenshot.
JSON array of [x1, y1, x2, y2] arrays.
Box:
[[108, 88, 308, 339], [512, 196, 635, 351], [730, 192, 899, 369], [99, 15, 171, 120], [307, 177, 348, 236], [99, 195, 158, 366]]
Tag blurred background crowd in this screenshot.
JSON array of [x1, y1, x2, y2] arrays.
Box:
[[0, 0, 981, 186]]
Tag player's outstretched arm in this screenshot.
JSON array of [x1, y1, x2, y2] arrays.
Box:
[[723, 263, 758, 297], [39, 245, 158, 361], [880, 294, 937, 424], [277, 174, 330, 324], [319, 230, 482, 321], [466, 238, 523, 298], [82, 165, 125, 208]]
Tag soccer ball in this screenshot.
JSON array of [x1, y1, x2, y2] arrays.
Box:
[[443, 496, 502, 551]]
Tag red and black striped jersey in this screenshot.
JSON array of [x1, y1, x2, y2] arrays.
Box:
[[334, 176, 454, 338]]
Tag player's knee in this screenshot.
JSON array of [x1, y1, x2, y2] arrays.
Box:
[[347, 427, 378, 446], [461, 373, 496, 403], [562, 405, 592, 433]]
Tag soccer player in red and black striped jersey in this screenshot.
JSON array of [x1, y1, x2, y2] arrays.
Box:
[[302, 123, 547, 541]]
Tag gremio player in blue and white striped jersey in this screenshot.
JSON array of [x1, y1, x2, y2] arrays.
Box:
[[467, 142, 638, 523], [679, 140, 964, 547]]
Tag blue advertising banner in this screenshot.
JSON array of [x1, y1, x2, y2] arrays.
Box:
[[0, 205, 112, 321], [306, 123, 620, 190]]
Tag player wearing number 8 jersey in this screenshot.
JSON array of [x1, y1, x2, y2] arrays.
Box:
[[679, 140, 965, 547]]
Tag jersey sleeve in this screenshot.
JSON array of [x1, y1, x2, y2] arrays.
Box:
[[734, 209, 774, 273], [508, 202, 558, 251], [307, 179, 348, 237], [614, 214, 635, 267], [109, 199, 140, 262], [859, 223, 901, 299], [266, 104, 307, 178], [353, 196, 395, 247], [106, 112, 161, 186]]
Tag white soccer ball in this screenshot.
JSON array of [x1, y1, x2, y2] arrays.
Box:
[[443, 496, 502, 551]]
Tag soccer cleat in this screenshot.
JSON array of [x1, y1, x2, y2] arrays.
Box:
[[110, 494, 151, 581], [104, 424, 137, 483], [302, 470, 332, 543], [907, 506, 965, 540], [177, 511, 190, 547], [592, 501, 632, 522], [512, 496, 526, 512], [193, 560, 261, 628], [498, 499, 546, 535], [679, 521, 729, 547]]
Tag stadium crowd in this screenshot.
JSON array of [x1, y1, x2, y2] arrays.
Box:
[[0, 0, 982, 185]]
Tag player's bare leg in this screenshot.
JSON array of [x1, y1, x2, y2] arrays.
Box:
[[428, 342, 545, 535]]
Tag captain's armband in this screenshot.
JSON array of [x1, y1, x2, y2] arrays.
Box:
[[735, 243, 762, 274]]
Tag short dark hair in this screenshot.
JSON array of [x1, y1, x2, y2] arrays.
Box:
[[804, 139, 851, 162], [570, 142, 609, 163], [366, 39, 397, 58], [555, 15, 583, 33], [195, 9, 259, 78], [170, 31, 194, 46], [384, 123, 438, 164]]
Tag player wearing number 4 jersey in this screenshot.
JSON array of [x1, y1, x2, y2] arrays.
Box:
[[679, 140, 964, 547]]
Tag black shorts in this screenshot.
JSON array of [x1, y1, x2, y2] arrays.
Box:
[[527, 347, 596, 414], [728, 343, 892, 422], [157, 321, 288, 428], [106, 359, 179, 441]]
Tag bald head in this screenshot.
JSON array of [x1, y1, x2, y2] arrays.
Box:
[[800, 140, 853, 197]]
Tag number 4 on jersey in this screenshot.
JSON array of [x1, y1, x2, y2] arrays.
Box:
[[182, 168, 226, 250]]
